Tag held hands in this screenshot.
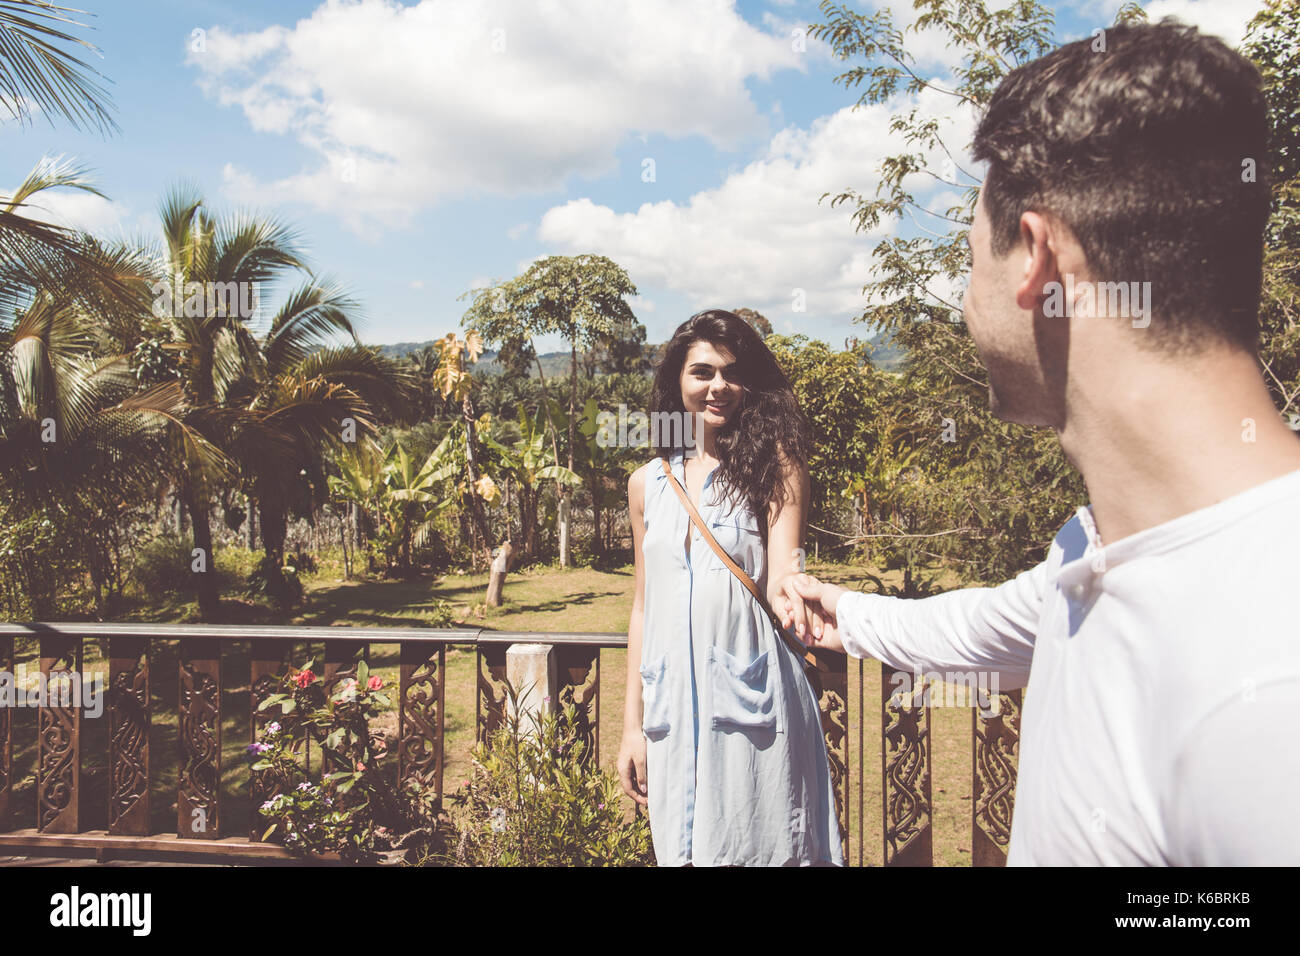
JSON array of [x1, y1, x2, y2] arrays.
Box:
[[775, 573, 848, 653]]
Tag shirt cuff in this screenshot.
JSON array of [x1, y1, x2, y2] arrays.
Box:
[[834, 589, 875, 660]]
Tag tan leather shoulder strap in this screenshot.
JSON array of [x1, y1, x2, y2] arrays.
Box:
[[660, 457, 818, 669]]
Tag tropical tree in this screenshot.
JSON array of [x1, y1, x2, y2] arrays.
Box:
[[482, 402, 580, 564], [241, 338, 412, 605], [765, 334, 884, 548], [733, 307, 773, 337], [0, 288, 225, 617], [461, 254, 639, 566], [809, 0, 1096, 587], [431, 330, 500, 571], [378, 436, 459, 574], [0, 2, 134, 317], [1245, 0, 1300, 423], [327, 442, 384, 576], [146, 186, 411, 615]]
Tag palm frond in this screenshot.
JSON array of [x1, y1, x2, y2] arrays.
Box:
[[213, 211, 306, 283], [0, 0, 118, 134], [262, 280, 360, 373]]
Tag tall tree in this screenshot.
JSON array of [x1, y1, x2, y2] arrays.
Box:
[[0, 3, 135, 317], [809, 0, 1088, 587], [1245, 0, 1300, 422], [461, 254, 638, 566]]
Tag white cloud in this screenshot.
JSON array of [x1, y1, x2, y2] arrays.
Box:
[[537, 90, 978, 321], [506, 222, 530, 240], [409, 279, 425, 290], [1076, 0, 1262, 46], [1140, 0, 1263, 46], [190, 0, 805, 235], [4, 187, 130, 234]]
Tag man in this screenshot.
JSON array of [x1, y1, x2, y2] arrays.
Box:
[[780, 19, 1300, 865]]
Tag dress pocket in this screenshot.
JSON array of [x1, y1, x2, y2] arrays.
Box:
[[639, 654, 671, 738], [708, 646, 784, 733], [705, 514, 761, 572]]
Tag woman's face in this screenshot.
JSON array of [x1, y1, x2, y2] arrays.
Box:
[[678, 340, 743, 428]]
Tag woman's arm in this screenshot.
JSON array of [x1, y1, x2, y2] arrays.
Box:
[[617, 464, 649, 805], [765, 451, 809, 612]]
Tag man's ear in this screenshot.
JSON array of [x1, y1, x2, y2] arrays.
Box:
[[1014, 210, 1060, 311]]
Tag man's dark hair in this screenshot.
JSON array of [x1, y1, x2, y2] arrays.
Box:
[[972, 18, 1271, 353]]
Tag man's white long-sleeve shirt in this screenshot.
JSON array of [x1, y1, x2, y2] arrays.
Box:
[[835, 466, 1300, 866]]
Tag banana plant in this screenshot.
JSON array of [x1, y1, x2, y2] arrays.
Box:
[[481, 402, 579, 564], [378, 437, 459, 574]]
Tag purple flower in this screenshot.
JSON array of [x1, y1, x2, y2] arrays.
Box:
[[246, 742, 270, 755], [296, 782, 313, 792]]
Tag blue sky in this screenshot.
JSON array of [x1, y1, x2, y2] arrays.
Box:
[[0, 0, 1265, 353]]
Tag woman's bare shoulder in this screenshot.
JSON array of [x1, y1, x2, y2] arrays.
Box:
[[628, 456, 668, 507]]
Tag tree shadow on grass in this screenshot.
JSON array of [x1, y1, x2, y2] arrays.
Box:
[[294, 577, 459, 628], [493, 590, 618, 615]]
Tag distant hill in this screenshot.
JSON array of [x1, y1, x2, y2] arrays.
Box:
[[863, 330, 904, 371], [372, 331, 904, 374]]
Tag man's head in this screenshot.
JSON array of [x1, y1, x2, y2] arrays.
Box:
[[964, 18, 1271, 426]]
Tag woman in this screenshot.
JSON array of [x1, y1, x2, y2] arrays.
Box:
[[617, 309, 842, 866]]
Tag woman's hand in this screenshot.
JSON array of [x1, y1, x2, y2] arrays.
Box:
[[617, 729, 648, 807], [775, 573, 848, 653]]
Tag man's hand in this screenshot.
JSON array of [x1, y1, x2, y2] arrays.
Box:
[[775, 573, 848, 653]]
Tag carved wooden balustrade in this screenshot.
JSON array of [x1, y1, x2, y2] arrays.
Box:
[[0, 623, 1021, 865]]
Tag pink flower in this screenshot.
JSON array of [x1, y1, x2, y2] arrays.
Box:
[[367, 676, 383, 690], [294, 669, 316, 688], [355, 761, 366, 772]]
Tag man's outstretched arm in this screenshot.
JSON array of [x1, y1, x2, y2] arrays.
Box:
[[779, 559, 1048, 690]]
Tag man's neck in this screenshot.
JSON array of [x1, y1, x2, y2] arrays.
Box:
[[1057, 343, 1300, 545]]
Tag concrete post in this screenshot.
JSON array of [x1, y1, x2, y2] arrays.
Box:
[[506, 643, 557, 734]]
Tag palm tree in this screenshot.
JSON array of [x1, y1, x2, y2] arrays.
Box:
[[147, 187, 307, 618], [240, 337, 413, 603], [1, 2, 134, 316], [0, 289, 227, 616], [148, 186, 412, 614], [0, 0, 116, 134]]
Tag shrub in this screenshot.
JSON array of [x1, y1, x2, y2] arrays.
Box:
[[246, 555, 304, 609], [130, 535, 197, 596], [442, 683, 655, 867]]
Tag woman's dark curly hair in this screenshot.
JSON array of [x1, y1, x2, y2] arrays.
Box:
[[650, 309, 812, 545]]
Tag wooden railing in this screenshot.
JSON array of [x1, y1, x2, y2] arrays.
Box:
[[0, 623, 1021, 865]]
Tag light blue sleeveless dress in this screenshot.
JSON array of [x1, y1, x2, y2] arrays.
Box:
[[638, 448, 843, 866]]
